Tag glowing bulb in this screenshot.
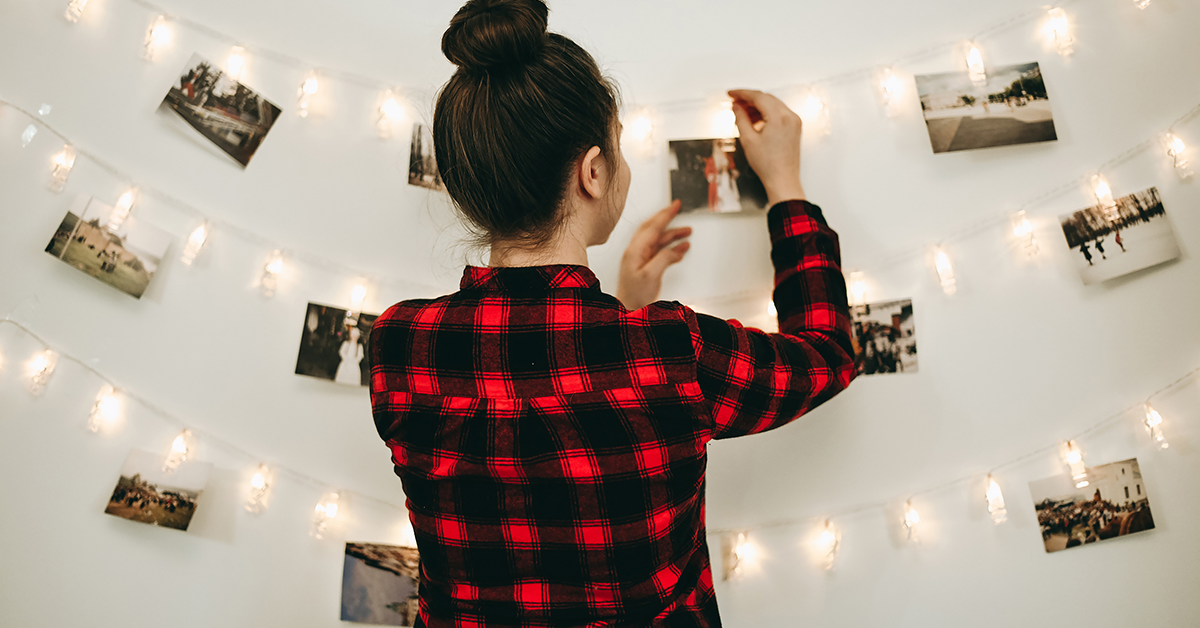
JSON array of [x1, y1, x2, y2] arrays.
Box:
[[713, 102, 738, 137], [1133, 0, 1151, 9], [722, 531, 755, 580], [163, 430, 195, 473], [767, 300, 777, 318], [246, 463, 273, 513], [312, 491, 341, 539], [64, 0, 90, 22], [848, 271, 866, 306], [629, 113, 653, 142], [1091, 175, 1119, 222], [87, 385, 122, 432], [1163, 132, 1193, 179], [21, 124, 37, 148], [903, 500, 920, 540], [1062, 440, 1088, 488], [260, 250, 284, 297], [814, 519, 840, 570], [349, 284, 367, 311], [106, 189, 136, 233], [377, 91, 407, 138], [397, 519, 417, 547], [297, 73, 319, 118], [877, 67, 904, 117], [226, 46, 246, 80], [965, 44, 986, 87], [1009, 210, 1039, 258], [798, 90, 831, 136], [933, 248, 957, 295], [27, 349, 57, 395], [143, 15, 171, 61], [985, 475, 1007, 525], [49, 145, 76, 193], [1143, 402, 1169, 450], [1047, 8, 1074, 56]]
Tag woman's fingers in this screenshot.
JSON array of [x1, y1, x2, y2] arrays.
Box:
[[646, 240, 691, 275], [655, 226, 692, 251]]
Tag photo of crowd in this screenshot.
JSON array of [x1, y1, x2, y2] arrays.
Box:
[[1058, 186, 1181, 285], [1030, 458, 1155, 554], [103, 449, 211, 532], [850, 299, 918, 375]]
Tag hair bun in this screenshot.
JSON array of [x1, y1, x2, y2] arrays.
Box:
[[442, 0, 549, 73]]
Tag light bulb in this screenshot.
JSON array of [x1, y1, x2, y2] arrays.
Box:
[[1047, 8, 1074, 56], [21, 124, 38, 148], [64, 0, 90, 22], [848, 271, 866, 306], [49, 145, 76, 192], [1062, 440, 1088, 488], [1133, 0, 1151, 9], [713, 102, 737, 137], [312, 491, 341, 539], [933, 248, 957, 295], [297, 73, 319, 118], [965, 44, 987, 86], [143, 15, 171, 61], [628, 112, 653, 142], [766, 300, 777, 318], [350, 284, 367, 311], [1091, 175, 1120, 222], [246, 464, 273, 513], [27, 349, 57, 395], [377, 91, 406, 138], [877, 67, 904, 117], [985, 475, 1007, 525], [1010, 210, 1039, 257], [163, 430, 195, 473], [107, 189, 136, 233], [260, 250, 284, 297], [1163, 132, 1193, 179], [180, 223, 209, 266], [903, 500, 921, 540], [722, 531, 754, 580], [815, 519, 840, 570], [226, 46, 246, 80], [1143, 402, 1169, 450], [87, 385, 122, 432], [798, 90, 831, 136]]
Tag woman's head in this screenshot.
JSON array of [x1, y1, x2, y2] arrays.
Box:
[[434, 0, 627, 249]]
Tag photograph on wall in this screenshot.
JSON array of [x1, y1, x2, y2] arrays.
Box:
[[295, 302, 378, 386], [1058, 186, 1180, 285], [341, 542, 421, 627], [915, 62, 1056, 153], [850, 299, 917, 375], [159, 54, 281, 167], [44, 195, 172, 299], [668, 138, 768, 214], [1030, 458, 1155, 554], [103, 449, 211, 532], [408, 123, 445, 192]]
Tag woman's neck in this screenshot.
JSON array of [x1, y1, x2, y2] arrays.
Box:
[[488, 238, 589, 268]]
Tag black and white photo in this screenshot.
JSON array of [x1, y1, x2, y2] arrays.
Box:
[[668, 138, 768, 213], [341, 542, 421, 626], [103, 449, 211, 532], [851, 299, 917, 375], [295, 303, 378, 386], [44, 195, 172, 299], [1030, 458, 1155, 554], [1058, 186, 1180, 285], [408, 123, 445, 192], [159, 54, 281, 167], [916, 62, 1057, 153]]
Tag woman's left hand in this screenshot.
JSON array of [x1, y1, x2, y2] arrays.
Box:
[[616, 200, 692, 311]]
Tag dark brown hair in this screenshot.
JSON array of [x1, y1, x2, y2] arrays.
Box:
[[435, 0, 620, 245]]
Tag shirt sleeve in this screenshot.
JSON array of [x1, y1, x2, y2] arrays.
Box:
[[687, 200, 858, 440]]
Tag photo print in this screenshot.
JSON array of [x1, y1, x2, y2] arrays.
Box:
[[104, 449, 211, 532], [668, 138, 768, 213], [159, 54, 281, 167], [295, 302, 378, 386], [408, 123, 445, 192], [1030, 458, 1155, 554], [342, 542, 421, 627], [1058, 186, 1180, 285], [916, 62, 1056, 153], [851, 299, 917, 375], [44, 195, 172, 299]]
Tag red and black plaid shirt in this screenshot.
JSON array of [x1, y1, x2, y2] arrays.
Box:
[[369, 200, 857, 627]]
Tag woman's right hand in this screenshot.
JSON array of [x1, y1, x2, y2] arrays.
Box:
[[727, 89, 806, 207]]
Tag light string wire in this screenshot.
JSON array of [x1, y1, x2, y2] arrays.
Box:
[[0, 97, 445, 298], [0, 316, 408, 516], [708, 363, 1200, 536]]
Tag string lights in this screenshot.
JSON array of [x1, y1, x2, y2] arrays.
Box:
[[106, 189, 137, 232], [1062, 440, 1088, 488], [814, 519, 840, 570], [1047, 8, 1074, 56], [1010, 210, 1039, 258], [312, 491, 341, 539], [298, 73, 319, 118], [49, 145, 76, 192], [260, 250, 285, 297], [21, 124, 37, 147], [712, 101, 738, 137], [721, 531, 756, 580], [902, 500, 921, 541], [64, 0, 90, 23], [226, 46, 247, 81], [1091, 174, 1119, 222], [142, 15, 171, 62], [985, 475, 1007, 525], [26, 349, 57, 395], [848, 271, 867, 307], [965, 42, 987, 87], [346, 283, 368, 326], [377, 90, 407, 139], [246, 464, 273, 513], [1162, 132, 1193, 179], [163, 430, 195, 473], [180, 223, 209, 266], [1143, 402, 1169, 450], [1133, 0, 1151, 9], [876, 67, 904, 118], [87, 385, 122, 432], [932, 247, 957, 295], [797, 88, 831, 137]]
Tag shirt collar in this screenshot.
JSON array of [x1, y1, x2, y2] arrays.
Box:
[[460, 264, 602, 292]]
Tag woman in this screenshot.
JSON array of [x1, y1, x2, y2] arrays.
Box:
[[704, 140, 740, 213], [368, 1, 857, 626], [335, 325, 364, 385]]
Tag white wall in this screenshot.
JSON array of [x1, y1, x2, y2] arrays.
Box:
[[1, 0, 1198, 626]]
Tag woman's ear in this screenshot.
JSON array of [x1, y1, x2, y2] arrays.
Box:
[[577, 145, 605, 200]]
